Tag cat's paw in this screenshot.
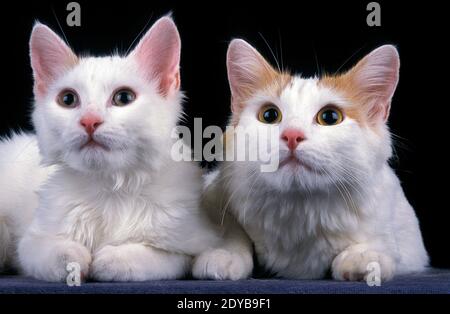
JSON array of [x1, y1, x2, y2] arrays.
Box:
[[332, 248, 395, 282], [192, 248, 253, 280], [90, 245, 139, 282], [45, 242, 91, 282], [91, 244, 190, 281]]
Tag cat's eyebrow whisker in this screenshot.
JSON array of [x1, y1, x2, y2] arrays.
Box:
[[51, 6, 71, 49], [125, 13, 154, 56], [277, 29, 284, 73], [333, 44, 366, 76], [312, 44, 321, 78], [258, 32, 281, 73]]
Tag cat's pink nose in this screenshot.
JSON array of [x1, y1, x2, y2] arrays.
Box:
[[80, 114, 103, 135], [281, 128, 305, 150]]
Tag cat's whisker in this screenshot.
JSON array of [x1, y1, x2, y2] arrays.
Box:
[[312, 44, 322, 78], [258, 32, 282, 73], [319, 164, 360, 218], [51, 7, 71, 48], [125, 13, 154, 56], [327, 161, 367, 207], [241, 170, 263, 225], [333, 44, 366, 76], [220, 168, 259, 226], [277, 29, 284, 73]]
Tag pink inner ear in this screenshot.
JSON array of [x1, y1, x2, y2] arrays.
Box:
[[351, 45, 400, 122], [30, 23, 77, 98], [226, 39, 278, 113], [131, 17, 181, 97]]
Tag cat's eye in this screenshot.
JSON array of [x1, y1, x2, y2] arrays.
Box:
[[113, 88, 136, 106], [316, 106, 344, 126], [57, 89, 79, 108], [258, 104, 282, 124]]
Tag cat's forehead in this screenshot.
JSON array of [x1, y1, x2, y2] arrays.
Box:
[[77, 56, 131, 74], [61, 56, 139, 87], [278, 76, 343, 111], [47, 55, 151, 100]]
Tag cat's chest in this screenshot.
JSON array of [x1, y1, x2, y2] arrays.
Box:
[[235, 192, 351, 244], [233, 191, 357, 278], [52, 188, 157, 251]]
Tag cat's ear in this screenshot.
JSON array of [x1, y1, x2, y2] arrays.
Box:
[[344, 45, 400, 123], [227, 39, 278, 112], [30, 22, 78, 98], [129, 16, 181, 97]]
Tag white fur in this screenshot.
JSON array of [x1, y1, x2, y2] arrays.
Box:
[[191, 170, 254, 280], [0, 134, 54, 270], [12, 20, 222, 282], [215, 41, 429, 281]]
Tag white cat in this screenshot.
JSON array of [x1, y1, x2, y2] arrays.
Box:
[[207, 39, 429, 281], [0, 17, 229, 282]]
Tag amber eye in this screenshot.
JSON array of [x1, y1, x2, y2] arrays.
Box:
[[57, 90, 79, 108], [113, 88, 136, 106], [316, 106, 344, 126], [258, 104, 282, 124]]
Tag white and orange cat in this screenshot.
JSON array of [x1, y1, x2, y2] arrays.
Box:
[[0, 17, 253, 282], [205, 39, 429, 281]]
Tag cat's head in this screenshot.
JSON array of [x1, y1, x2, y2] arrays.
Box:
[[226, 39, 399, 192], [30, 17, 182, 174]]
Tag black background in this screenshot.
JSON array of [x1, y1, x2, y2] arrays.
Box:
[[0, 0, 448, 269]]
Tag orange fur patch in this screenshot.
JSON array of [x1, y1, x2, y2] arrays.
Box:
[[319, 72, 367, 125], [231, 71, 292, 126]]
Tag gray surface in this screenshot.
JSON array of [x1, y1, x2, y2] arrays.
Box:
[[0, 269, 449, 294]]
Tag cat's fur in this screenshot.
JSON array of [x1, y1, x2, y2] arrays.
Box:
[[0, 134, 54, 270], [207, 39, 429, 281], [191, 170, 254, 280], [0, 17, 228, 282]]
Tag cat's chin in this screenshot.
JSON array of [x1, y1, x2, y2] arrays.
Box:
[[63, 147, 132, 174], [255, 162, 333, 193], [79, 139, 109, 151], [278, 155, 317, 173]]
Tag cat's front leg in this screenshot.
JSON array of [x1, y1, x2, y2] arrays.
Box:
[[90, 243, 190, 281], [331, 244, 395, 282], [18, 233, 91, 282], [192, 222, 253, 280]]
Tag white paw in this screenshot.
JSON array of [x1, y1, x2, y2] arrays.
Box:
[[91, 244, 190, 281], [90, 245, 140, 282], [192, 248, 253, 280], [332, 249, 395, 282], [45, 242, 91, 282]]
